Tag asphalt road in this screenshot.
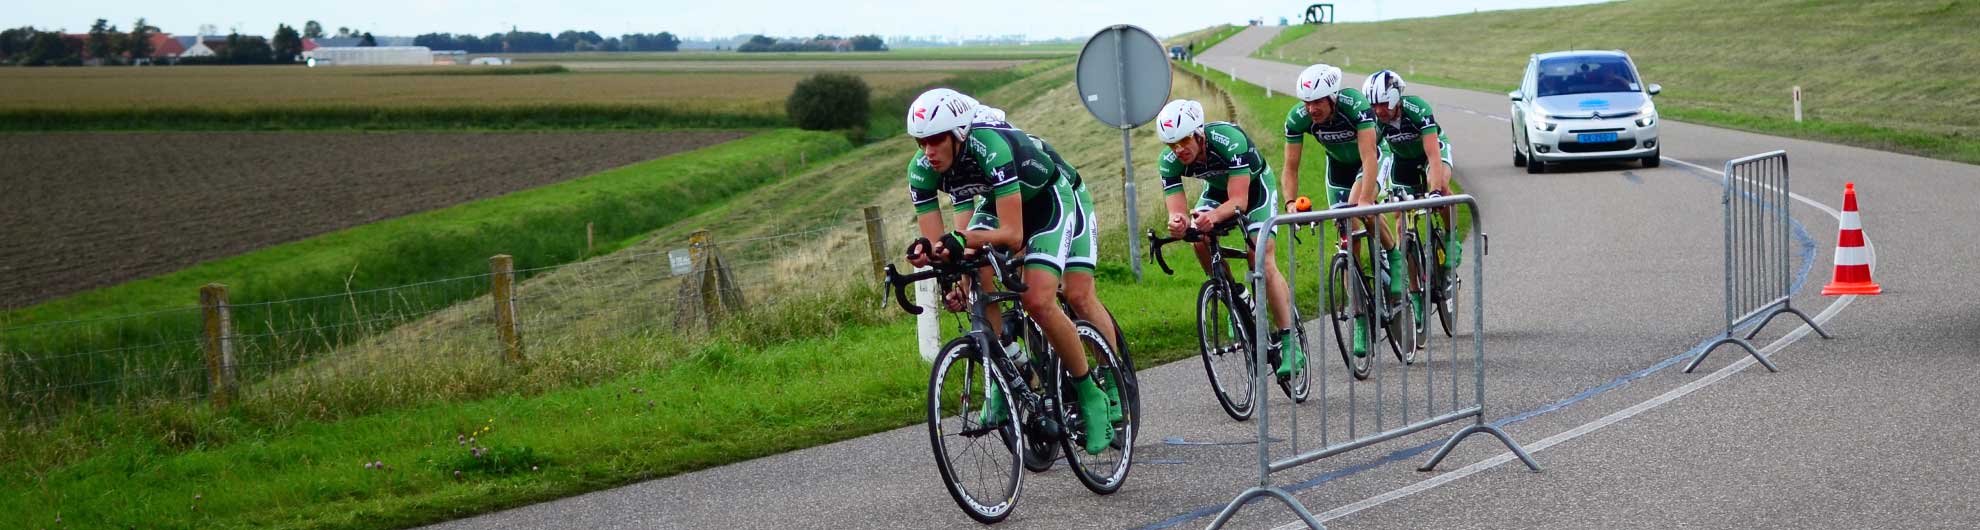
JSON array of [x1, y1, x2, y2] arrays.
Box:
[[422, 26, 1980, 530]]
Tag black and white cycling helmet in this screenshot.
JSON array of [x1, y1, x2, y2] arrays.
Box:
[[1363, 70, 1406, 112], [1294, 64, 1346, 102], [906, 88, 979, 141]]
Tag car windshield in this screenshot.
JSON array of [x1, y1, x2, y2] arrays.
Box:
[[1535, 56, 1640, 98]]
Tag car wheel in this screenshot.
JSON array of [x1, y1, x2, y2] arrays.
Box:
[[1641, 148, 1661, 168], [1526, 152, 1545, 174], [1512, 147, 1527, 167]]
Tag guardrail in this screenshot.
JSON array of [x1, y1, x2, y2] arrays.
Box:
[[1684, 151, 1829, 373], [1207, 194, 1538, 529]]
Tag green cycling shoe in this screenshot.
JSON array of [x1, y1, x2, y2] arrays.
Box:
[[977, 379, 1008, 426], [1411, 292, 1426, 330], [1275, 329, 1306, 377], [1097, 369, 1124, 424], [1352, 316, 1370, 358], [1074, 375, 1115, 455], [1386, 249, 1408, 298]]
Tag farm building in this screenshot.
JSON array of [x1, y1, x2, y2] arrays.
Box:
[[305, 46, 434, 66]]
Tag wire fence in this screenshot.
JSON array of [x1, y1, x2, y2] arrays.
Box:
[[0, 208, 925, 423]]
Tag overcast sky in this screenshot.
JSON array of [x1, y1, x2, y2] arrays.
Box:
[[9, 1, 1612, 40]]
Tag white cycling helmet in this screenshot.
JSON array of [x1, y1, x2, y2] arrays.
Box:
[[973, 105, 1006, 123], [1294, 64, 1346, 102], [1363, 70, 1406, 112], [906, 88, 978, 140], [1154, 99, 1206, 144]]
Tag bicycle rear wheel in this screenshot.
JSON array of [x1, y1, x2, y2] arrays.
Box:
[[1396, 231, 1424, 365], [1061, 321, 1137, 494], [928, 338, 1021, 523], [1328, 252, 1372, 381], [1196, 281, 1256, 420]]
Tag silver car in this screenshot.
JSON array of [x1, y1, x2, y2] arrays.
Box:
[[1508, 50, 1662, 173]]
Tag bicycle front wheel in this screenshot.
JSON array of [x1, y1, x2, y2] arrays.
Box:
[[1196, 281, 1256, 420], [1329, 253, 1372, 381], [1062, 321, 1137, 495], [1429, 223, 1459, 338], [928, 338, 1021, 524]]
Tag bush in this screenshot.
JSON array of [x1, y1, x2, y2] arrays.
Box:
[[786, 73, 870, 131]]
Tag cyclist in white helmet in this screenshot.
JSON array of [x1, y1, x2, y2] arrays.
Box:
[[902, 88, 1117, 454], [1283, 63, 1403, 358], [972, 104, 1124, 359], [1151, 99, 1305, 379]]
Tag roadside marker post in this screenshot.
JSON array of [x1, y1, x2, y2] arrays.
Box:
[[1793, 86, 1803, 123]]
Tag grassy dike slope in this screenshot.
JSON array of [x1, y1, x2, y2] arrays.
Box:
[[1259, 0, 1980, 164]]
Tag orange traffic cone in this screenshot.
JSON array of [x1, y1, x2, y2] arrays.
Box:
[[1822, 182, 1881, 296]]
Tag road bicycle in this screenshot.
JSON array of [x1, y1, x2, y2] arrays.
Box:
[[883, 239, 1137, 524], [1321, 201, 1417, 380], [1147, 219, 1310, 422]]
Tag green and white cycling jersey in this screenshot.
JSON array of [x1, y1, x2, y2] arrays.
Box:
[[962, 132, 1095, 273], [908, 120, 1079, 274], [1159, 121, 1280, 236], [1284, 87, 1378, 188], [1374, 96, 1451, 193]]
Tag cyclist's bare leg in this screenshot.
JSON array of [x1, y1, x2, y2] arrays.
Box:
[[1257, 238, 1294, 330], [971, 267, 1005, 339], [1022, 268, 1088, 377], [1061, 271, 1119, 356], [1189, 240, 1231, 280]]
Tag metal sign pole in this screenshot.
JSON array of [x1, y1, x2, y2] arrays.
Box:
[[1076, 24, 1167, 282], [1111, 27, 1144, 281]]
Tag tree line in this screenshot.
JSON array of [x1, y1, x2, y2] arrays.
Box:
[[0, 19, 314, 66], [410, 31, 684, 53], [0, 18, 890, 66], [737, 34, 886, 53]]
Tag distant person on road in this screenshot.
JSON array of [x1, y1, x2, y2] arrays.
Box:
[[1150, 99, 1305, 378], [902, 88, 1120, 455], [1282, 63, 1401, 358], [1365, 69, 1459, 327]]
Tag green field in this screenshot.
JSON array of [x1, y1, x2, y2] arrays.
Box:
[[504, 44, 1078, 63], [1256, 0, 1980, 164], [0, 66, 992, 131]]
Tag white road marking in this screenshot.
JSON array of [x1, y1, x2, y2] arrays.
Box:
[[1270, 156, 1871, 530]]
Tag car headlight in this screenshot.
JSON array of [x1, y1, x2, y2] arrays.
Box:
[[1529, 118, 1557, 132], [1635, 114, 1656, 127]]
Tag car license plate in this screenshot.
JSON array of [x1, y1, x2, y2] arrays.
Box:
[[1577, 132, 1618, 144]]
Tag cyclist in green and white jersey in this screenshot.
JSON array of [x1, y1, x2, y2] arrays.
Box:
[[1365, 69, 1458, 331], [902, 88, 1115, 455], [1151, 99, 1305, 378], [1283, 64, 1404, 357], [1364, 70, 1459, 266], [971, 105, 1122, 358]]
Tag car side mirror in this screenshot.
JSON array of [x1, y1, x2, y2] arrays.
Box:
[[1508, 90, 1524, 102], [1647, 84, 1661, 96]]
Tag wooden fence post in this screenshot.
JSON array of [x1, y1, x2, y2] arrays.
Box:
[[199, 283, 236, 408], [490, 254, 523, 364], [586, 222, 595, 255], [863, 206, 888, 282], [675, 229, 745, 331]]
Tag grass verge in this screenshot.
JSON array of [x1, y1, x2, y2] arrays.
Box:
[[1254, 0, 1980, 165]]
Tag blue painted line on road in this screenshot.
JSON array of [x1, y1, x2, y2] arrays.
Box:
[[1131, 159, 1821, 530], [1164, 436, 1284, 446]]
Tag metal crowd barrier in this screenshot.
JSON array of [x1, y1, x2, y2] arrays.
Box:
[[1684, 151, 1829, 373], [1208, 194, 1538, 529]]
